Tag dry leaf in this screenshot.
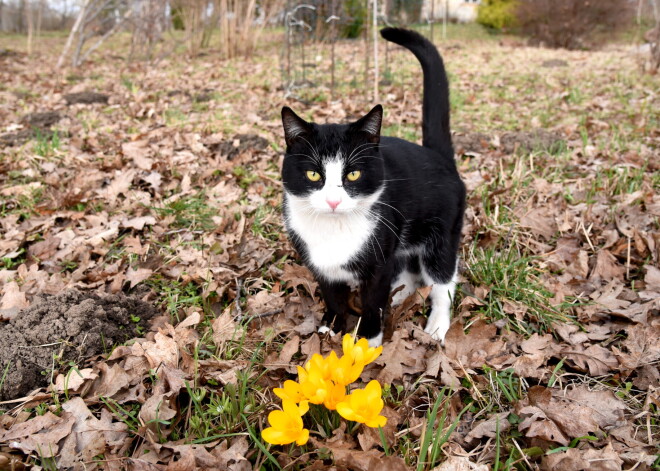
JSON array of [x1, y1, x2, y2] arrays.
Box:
[[126, 267, 154, 288], [212, 307, 237, 346]]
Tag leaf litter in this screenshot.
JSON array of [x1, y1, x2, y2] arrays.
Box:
[[0, 33, 658, 470]]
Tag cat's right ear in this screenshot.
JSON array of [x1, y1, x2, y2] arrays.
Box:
[[282, 107, 311, 147]]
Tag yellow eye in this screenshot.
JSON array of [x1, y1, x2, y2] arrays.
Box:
[[347, 170, 361, 182], [306, 170, 321, 182]]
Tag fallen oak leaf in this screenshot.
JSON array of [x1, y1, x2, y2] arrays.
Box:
[[51, 368, 97, 395], [282, 263, 318, 300], [121, 216, 157, 230], [0, 281, 29, 315], [0, 411, 75, 457], [126, 267, 153, 288], [58, 397, 129, 468], [212, 306, 237, 346], [434, 455, 490, 471], [561, 344, 619, 376]]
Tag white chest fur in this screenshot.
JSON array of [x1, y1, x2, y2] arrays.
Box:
[[285, 192, 377, 283]]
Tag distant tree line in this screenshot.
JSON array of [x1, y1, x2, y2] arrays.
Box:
[[0, 0, 77, 32]]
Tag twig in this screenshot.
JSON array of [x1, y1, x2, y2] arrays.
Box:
[[234, 278, 243, 319], [626, 236, 632, 280], [251, 308, 284, 320]]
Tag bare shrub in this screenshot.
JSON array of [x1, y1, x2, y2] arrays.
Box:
[[517, 0, 633, 49], [173, 0, 285, 58]]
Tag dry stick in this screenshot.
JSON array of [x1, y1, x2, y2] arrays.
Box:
[[372, 0, 378, 103], [56, 0, 89, 68], [234, 278, 243, 319], [626, 236, 632, 280], [251, 308, 284, 320], [364, 0, 369, 102], [330, 6, 336, 100], [78, 8, 132, 66], [25, 0, 33, 55]]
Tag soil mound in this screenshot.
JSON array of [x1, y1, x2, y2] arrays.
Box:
[[454, 130, 565, 155], [63, 91, 109, 105], [0, 290, 157, 402], [208, 133, 270, 160]]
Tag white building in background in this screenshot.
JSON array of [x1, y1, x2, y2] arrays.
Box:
[[422, 0, 481, 23]]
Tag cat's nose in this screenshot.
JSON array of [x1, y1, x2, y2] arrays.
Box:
[[326, 199, 341, 210]]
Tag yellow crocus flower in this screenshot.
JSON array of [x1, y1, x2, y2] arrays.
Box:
[[331, 353, 365, 387], [261, 400, 310, 446], [273, 380, 305, 403], [342, 334, 382, 366], [297, 365, 331, 404], [336, 380, 387, 428], [323, 381, 348, 411]]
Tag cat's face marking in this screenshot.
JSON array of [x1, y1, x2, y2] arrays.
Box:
[[281, 106, 385, 218], [303, 157, 371, 215]]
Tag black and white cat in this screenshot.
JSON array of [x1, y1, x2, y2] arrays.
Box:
[[280, 28, 465, 346]]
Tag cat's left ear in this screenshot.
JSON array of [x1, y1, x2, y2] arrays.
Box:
[[353, 105, 383, 143], [282, 106, 311, 147]]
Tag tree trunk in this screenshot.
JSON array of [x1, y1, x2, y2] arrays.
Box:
[[26, 0, 33, 55], [18, 0, 25, 33], [57, 0, 89, 68]]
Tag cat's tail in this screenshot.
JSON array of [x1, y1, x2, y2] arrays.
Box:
[[380, 27, 452, 157]]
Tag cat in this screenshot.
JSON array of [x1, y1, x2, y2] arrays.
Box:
[[280, 27, 465, 347]]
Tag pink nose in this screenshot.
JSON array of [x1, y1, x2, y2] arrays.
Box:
[[326, 199, 341, 210]]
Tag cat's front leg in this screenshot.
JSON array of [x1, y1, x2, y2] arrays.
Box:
[[358, 267, 396, 347], [317, 279, 352, 335]]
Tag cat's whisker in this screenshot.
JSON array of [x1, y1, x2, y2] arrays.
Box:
[[354, 206, 403, 244], [374, 201, 407, 220], [346, 142, 378, 161], [370, 233, 386, 264], [298, 136, 322, 164]]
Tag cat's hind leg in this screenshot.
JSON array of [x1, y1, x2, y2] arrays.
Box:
[[390, 255, 423, 305], [420, 252, 458, 344]]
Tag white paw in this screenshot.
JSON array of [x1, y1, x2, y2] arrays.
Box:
[[318, 325, 336, 336], [367, 332, 383, 347], [424, 317, 450, 345]]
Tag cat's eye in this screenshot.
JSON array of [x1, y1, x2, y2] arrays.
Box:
[[306, 170, 321, 182], [347, 170, 362, 182]]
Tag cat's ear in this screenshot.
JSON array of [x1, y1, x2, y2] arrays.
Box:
[[353, 105, 383, 143], [282, 106, 311, 147]]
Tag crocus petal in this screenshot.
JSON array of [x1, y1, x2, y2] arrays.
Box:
[[323, 382, 347, 410], [262, 427, 290, 445], [365, 415, 388, 428], [336, 401, 359, 422], [267, 410, 290, 429], [342, 334, 354, 355], [295, 428, 310, 445], [364, 380, 383, 401], [274, 380, 304, 403]]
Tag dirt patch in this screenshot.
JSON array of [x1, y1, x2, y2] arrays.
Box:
[[500, 130, 565, 153], [22, 110, 61, 129], [207, 133, 270, 160], [0, 290, 157, 402], [64, 91, 109, 105], [0, 128, 33, 147], [0, 111, 62, 148], [453, 132, 491, 155], [454, 130, 565, 155], [542, 59, 569, 68]]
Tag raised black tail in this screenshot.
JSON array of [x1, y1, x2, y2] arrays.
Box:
[[380, 27, 452, 157]]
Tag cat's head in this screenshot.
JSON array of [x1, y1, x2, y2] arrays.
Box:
[[281, 105, 384, 215]]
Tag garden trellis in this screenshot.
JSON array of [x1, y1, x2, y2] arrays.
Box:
[[281, 0, 436, 104]]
